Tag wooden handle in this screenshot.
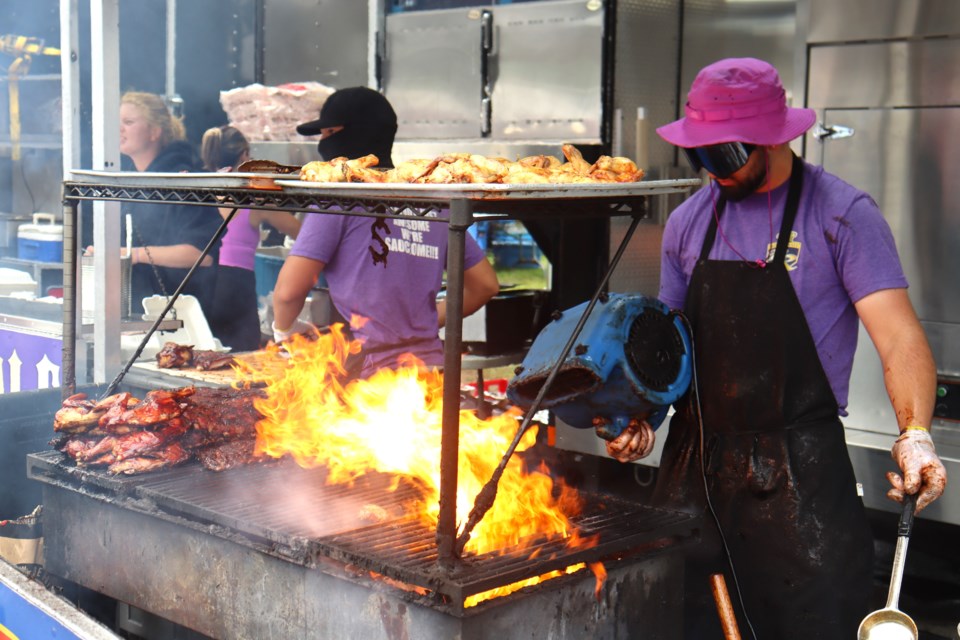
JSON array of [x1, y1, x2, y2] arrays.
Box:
[[710, 573, 742, 640]]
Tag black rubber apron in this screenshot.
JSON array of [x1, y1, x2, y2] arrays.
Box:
[[653, 155, 873, 639]]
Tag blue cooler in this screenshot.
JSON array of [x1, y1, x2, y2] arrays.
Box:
[[17, 213, 63, 263]]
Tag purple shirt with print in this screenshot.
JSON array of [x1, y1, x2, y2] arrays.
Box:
[[659, 161, 907, 413], [290, 209, 486, 376]]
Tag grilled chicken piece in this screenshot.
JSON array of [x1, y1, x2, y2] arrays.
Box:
[[504, 164, 553, 184], [384, 158, 435, 183], [192, 350, 236, 371], [108, 442, 191, 475], [297, 146, 643, 185], [156, 342, 235, 370], [111, 418, 188, 462], [156, 342, 194, 369], [95, 392, 138, 433], [589, 155, 645, 182], [74, 435, 119, 465], [300, 157, 350, 183], [56, 435, 104, 460], [413, 154, 510, 184], [518, 154, 563, 169], [53, 394, 102, 433], [101, 387, 194, 429], [236, 159, 300, 174], [53, 392, 136, 433], [561, 144, 593, 176], [196, 437, 261, 472], [182, 387, 265, 439], [344, 155, 385, 183]]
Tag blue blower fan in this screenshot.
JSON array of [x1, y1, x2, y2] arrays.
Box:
[[506, 294, 692, 440]]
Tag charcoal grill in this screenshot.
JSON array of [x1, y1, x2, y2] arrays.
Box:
[[30, 451, 697, 638], [49, 174, 701, 638]]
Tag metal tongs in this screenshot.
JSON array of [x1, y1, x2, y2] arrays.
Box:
[[857, 493, 919, 640]]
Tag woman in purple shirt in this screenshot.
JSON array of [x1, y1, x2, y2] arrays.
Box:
[[201, 125, 301, 350]]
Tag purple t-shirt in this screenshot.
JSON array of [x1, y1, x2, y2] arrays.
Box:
[[659, 161, 908, 413], [290, 209, 486, 376], [219, 208, 259, 270]]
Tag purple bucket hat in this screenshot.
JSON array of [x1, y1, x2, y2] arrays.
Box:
[[656, 58, 816, 148]]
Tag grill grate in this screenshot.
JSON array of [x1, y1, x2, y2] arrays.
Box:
[[28, 450, 698, 608]]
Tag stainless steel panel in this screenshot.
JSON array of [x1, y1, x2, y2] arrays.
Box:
[[817, 106, 960, 438], [392, 139, 570, 162], [611, 0, 682, 176], [607, 0, 682, 295], [682, 0, 798, 120], [807, 0, 960, 44], [263, 0, 369, 87], [384, 8, 485, 139], [490, 0, 604, 142], [814, 108, 960, 329], [250, 141, 319, 166], [807, 40, 960, 109], [611, 0, 794, 295], [925, 322, 960, 379], [39, 484, 685, 639]]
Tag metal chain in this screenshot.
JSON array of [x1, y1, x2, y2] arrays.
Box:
[[131, 220, 175, 317]]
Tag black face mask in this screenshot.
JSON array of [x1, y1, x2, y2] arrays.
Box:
[[683, 142, 756, 178], [317, 125, 396, 169]]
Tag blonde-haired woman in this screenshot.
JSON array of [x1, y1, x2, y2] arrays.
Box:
[[109, 91, 222, 318], [200, 124, 300, 350]]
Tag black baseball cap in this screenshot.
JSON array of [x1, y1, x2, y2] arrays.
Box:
[[296, 87, 397, 136]]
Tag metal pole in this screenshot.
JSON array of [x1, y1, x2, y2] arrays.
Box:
[[91, 0, 122, 384], [436, 199, 470, 567], [61, 198, 77, 399], [59, 0, 80, 177], [166, 0, 177, 100], [60, 0, 80, 397]]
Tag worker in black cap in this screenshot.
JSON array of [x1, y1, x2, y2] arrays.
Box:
[[274, 86, 498, 377], [295, 86, 398, 168]]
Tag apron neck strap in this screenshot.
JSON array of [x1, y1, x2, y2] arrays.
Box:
[[699, 153, 805, 266]]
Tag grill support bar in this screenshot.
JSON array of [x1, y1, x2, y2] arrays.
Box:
[[437, 200, 471, 566]]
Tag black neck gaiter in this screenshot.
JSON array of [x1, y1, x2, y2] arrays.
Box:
[[317, 125, 396, 169]]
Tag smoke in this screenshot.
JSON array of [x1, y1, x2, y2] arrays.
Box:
[[194, 459, 422, 540]]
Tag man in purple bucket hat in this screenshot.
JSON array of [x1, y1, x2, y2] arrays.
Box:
[[604, 58, 946, 638]]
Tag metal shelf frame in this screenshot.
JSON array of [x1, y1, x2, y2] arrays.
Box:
[[59, 174, 699, 567]]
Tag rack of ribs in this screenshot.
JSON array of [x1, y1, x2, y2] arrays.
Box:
[[156, 342, 236, 371], [51, 385, 268, 475]]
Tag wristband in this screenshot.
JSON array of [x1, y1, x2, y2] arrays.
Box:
[[902, 425, 929, 433]]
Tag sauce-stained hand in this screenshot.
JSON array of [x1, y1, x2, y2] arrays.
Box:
[[605, 418, 655, 463], [887, 429, 948, 513]]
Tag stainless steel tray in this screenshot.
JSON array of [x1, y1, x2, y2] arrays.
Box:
[[69, 169, 289, 190], [272, 178, 702, 201]]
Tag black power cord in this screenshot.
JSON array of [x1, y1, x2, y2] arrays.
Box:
[[674, 310, 758, 640]]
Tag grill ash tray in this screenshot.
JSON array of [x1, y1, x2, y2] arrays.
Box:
[[28, 451, 700, 608]]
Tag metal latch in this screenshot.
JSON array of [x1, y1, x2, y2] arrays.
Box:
[[814, 122, 855, 141]]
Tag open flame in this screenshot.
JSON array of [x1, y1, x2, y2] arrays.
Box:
[[235, 326, 601, 605]]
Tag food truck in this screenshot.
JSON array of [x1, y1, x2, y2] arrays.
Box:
[[0, 1, 957, 638]]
